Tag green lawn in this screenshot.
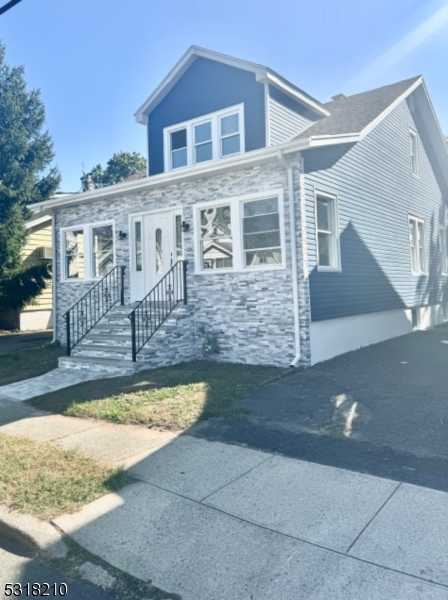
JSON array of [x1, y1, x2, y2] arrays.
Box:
[[0, 434, 130, 520], [29, 361, 283, 431], [0, 344, 64, 385]]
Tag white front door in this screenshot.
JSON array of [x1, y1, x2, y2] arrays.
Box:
[[130, 210, 175, 301]]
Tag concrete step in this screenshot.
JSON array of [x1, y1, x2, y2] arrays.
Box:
[[73, 348, 133, 361], [83, 333, 133, 345], [58, 355, 138, 375]]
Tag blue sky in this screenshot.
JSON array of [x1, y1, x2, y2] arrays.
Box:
[[1, 0, 448, 192]]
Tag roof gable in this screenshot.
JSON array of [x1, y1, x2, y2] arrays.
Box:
[[134, 46, 329, 124]]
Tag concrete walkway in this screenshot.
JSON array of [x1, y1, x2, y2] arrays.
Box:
[[0, 402, 447, 599], [0, 367, 127, 402]]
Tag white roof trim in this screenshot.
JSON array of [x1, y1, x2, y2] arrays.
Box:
[[134, 45, 328, 123], [259, 72, 330, 117], [25, 214, 52, 229], [29, 138, 310, 213]]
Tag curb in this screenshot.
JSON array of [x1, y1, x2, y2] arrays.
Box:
[[0, 504, 68, 559]]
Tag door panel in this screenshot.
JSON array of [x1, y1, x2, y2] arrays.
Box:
[[131, 211, 174, 302]]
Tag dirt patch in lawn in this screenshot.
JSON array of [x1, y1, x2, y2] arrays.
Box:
[[0, 434, 131, 520], [28, 361, 283, 431], [0, 344, 64, 385]]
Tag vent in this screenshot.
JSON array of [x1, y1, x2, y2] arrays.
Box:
[[411, 308, 418, 329], [37, 246, 52, 260], [331, 93, 346, 101]]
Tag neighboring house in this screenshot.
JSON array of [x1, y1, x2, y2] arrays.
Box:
[[0, 214, 53, 331], [29, 46, 448, 371]]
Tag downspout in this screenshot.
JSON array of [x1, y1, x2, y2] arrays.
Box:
[[51, 212, 57, 343], [278, 150, 301, 367]]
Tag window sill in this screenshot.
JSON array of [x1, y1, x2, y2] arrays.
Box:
[[317, 265, 342, 273], [196, 264, 286, 275], [166, 152, 243, 174]]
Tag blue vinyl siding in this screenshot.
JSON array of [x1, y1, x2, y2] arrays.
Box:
[[147, 57, 266, 175], [305, 97, 448, 322], [268, 86, 317, 144]]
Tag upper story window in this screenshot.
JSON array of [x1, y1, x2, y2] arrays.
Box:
[[164, 104, 245, 172], [315, 191, 340, 270], [409, 129, 419, 177], [408, 215, 426, 275]]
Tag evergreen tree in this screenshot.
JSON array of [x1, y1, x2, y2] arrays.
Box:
[[0, 42, 60, 310], [90, 151, 146, 188]]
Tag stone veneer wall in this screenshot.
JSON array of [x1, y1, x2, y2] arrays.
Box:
[[54, 157, 311, 367]]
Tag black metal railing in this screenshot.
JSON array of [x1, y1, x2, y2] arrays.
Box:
[[63, 265, 126, 356], [128, 260, 188, 361]]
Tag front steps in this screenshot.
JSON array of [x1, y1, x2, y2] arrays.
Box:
[[58, 302, 196, 374]]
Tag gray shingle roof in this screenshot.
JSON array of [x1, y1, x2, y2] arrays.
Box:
[[295, 76, 421, 140], [121, 169, 147, 182]]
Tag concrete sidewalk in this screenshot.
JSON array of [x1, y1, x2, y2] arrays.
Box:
[[1, 403, 447, 599]]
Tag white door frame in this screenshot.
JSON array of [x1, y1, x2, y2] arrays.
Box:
[[129, 207, 183, 302]]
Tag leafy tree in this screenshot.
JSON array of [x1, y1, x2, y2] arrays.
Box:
[[0, 42, 60, 311], [90, 151, 146, 188]]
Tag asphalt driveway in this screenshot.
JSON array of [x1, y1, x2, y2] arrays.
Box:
[[191, 324, 448, 492], [0, 331, 53, 354]]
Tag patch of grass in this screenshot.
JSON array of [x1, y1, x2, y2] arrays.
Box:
[[29, 361, 283, 431], [0, 344, 64, 385], [0, 434, 131, 520]]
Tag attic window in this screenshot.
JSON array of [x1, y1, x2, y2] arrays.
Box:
[[164, 104, 245, 172]]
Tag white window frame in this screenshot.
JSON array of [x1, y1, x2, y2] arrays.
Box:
[[439, 226, 448, 275], [61, 220, 115, 282], [163, 104, 245, 172], [409, 129, 419, 178], [314, 190, 341, 271], [193, 190, 285, 274], [408, 215, 426, 275]]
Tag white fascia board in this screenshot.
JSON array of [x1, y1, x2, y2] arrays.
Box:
[[29, 139, 309, 213], [134, 45, 268, 124], [417, 81, 448, 162], [308, 133, 361, 147], [25, 214, 52, 228], [357, 77, 423, 141], [260, 72, 330, 117]]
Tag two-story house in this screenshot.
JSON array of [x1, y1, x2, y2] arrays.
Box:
[[30, 46, 448, 372]]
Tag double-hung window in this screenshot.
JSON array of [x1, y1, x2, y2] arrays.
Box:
[[63, 222, 115, 280], [196, 191, 284, 272], [242, 198, 282, 266], [409, 216, 426, 274], [439, 226, 448, 275], [409, 130, 419, 177], [164, 104, 244, 171], [315, 192, 340, 269]]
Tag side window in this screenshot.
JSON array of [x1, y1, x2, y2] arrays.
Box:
[[242, 197, 282, 266], [409, 216, 426, 274], [439, 227, 448, 275], [409, 130, 419, 177], [315, 193, 340, 269]]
